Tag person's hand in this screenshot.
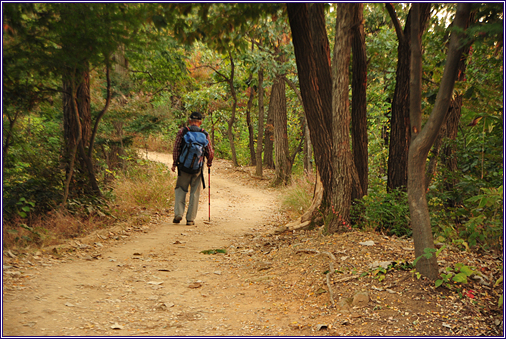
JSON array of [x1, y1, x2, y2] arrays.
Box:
[[171, 165, 176, 172]]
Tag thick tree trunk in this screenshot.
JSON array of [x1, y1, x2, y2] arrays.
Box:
[[351, 3, 368, 201], [287, 3, 333, 207], [255, 68, 265, 177], [408, 3, 472, 280], [272, 76, 291, 186], [386, 3, 431, 192], [329, 3, 355, 233]]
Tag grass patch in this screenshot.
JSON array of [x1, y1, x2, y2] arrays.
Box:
[[201, 249, 227, 255], [280, 172, 315, 220]]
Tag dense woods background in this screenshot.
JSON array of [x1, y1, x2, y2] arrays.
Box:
[[2, 3, 503, 281]]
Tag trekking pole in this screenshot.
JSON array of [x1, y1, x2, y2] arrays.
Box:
[[208, 167, 211, 222]]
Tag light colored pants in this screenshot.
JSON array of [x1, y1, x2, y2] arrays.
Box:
[[174, 170, 202, 222]]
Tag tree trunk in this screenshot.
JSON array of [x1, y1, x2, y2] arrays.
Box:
[[63, 62, 96, 198], [255, 68, 265, 177], [287, 3, 333, 208], [351, 3, 368, 201], [386, 3, 431, 192], [303, 120, 313, 174], [272, 76, 291, 185], [329, 3, 355, 233], [246, 79, 256, 166], [263, 94, 275, 169], [282, 75, 313, 174], [408, 3, 472, 280], [227, 52, 239, 167], [426, 13, 473, 201]]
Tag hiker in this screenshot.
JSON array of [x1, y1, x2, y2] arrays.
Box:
[[171, 111, 214, 225]]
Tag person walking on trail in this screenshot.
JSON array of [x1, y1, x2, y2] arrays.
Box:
[[171, 111, 214, 226]]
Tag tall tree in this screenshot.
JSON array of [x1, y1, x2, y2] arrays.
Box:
[[287, 3, 333, 208], [408, 3, 472, 279], [385, 3, 431, 192], [245, 73, 257, 166], [329, 3, 356, 232], [351, 3, 368, 200], [255, 68, 265, 176], [272, 75, 291, 185], [263, 100, 275, 169]]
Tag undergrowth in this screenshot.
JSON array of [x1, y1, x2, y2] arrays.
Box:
[[2, 155, 175, 250], [280, 172, 315, 220]]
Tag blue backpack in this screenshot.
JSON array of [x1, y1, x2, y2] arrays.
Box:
[[178, 127, 209, 174]]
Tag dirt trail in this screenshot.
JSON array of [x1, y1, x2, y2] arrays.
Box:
[[3, 152, 503, 337], [2, 152, 285, 336]]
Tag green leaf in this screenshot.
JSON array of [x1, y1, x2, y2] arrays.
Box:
[[452, 273, 468, 284], [18, 211, 27, 218], [459, 266, 475, 277], [435, 279, 444, 287], [499, 294, 503, 307]]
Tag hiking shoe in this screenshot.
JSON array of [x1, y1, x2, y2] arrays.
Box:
[[173, 216, 182, 224], [186, 221, 195, 226]]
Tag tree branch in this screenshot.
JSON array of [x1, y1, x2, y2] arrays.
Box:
[[385, 3, 405, 43]]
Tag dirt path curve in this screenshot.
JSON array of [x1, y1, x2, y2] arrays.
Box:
[[2, 152, 288, 336]]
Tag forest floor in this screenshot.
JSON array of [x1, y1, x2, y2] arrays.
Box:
[[2, 152, 504, 337]]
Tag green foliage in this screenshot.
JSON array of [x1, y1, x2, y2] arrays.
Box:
[[351, 188, 411, 237]]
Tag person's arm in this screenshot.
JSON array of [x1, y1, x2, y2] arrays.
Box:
[[171, 128, 184, 172]]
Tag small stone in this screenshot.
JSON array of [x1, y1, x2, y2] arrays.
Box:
[[352, 291, 369, 307], [257, 262, 273, 271], [188, 282, 202, 289], [359, 241, 375, 246], [314, 324, 328, 331], [111, 323, 123, 330], [369, 261, 393, 269]]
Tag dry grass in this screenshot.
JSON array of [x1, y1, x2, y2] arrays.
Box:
[[2, 209, 112, 250], [2, 158, 175, 250], [280, 172, 315, 220], [132, 134, 173, 153], [110, 159, 174, 219]]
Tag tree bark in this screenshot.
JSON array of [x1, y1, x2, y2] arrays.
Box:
[[408, 3, 472, 280], [386, 3, 431, 192], [329, 3, 355, 233], [425, 13, 473, 199], [272, 75, 291, 185], [263, 94, 275, 169], [351, 3, 368, 201], [63, 62, 95, 198], [226, 51, 239, 167], [287, 3, 333, 207], [255, 68, 265, 177], [246, 76, 256, 166]]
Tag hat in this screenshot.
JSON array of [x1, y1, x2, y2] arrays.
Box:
[[189, 111, 203, 120]]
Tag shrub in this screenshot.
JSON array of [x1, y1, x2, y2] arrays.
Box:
[[351, 188, 411, 237]]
